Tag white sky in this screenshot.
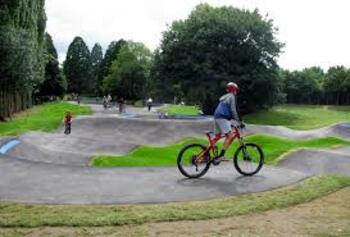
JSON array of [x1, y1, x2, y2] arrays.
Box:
[[46, 0, 350, 70]]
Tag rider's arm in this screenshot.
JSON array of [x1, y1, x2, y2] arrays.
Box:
[[230, 95, 241, 122]]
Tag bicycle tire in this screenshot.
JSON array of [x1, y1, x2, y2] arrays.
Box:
[[233, 142, 264, 176], [177, 143, 211, 178]]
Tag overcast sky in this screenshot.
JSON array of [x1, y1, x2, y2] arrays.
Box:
[[46, 0, 350, 70]]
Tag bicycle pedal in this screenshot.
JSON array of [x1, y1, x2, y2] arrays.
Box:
[[221, 159, 229, 162]]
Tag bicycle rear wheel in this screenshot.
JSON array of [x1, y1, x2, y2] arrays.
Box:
[[233, 143, 264, 176], [177, 143, 211, 178]]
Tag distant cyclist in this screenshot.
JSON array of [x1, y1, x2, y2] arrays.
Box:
[[64, 111, 73, 135], [213, 82, 244, 165]]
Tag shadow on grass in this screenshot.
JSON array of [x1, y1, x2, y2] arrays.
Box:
[[325, 105, 350, 112], [244, 110, 303, 127]]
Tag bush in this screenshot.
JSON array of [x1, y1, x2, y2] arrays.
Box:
[[134, 100, 145, 107]]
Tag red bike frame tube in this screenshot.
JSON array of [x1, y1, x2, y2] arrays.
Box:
[[208, 126, 241, 149]]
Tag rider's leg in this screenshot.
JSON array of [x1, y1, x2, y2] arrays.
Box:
[[218, 131, 234, 157], [214, 119, 233, 160]]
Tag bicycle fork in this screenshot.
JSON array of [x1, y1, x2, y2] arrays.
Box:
[[239, 137, 250, 161]]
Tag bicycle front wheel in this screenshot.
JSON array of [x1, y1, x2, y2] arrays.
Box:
[[233, 143, 264, 176], [177, 143, 211, 178]]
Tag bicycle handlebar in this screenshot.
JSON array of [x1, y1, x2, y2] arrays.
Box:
[[231, 121, 245, 129]]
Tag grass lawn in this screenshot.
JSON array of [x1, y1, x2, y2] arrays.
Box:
[[0, 102, 91, 136], [158, 104, 200, 116], [244, 104, 350, 130], [92, 135, 350, 167], [0, 176, 348, 227]]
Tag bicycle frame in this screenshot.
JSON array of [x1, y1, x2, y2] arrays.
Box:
[[196, 127, 243, 162], [208, 126, 242, 148]]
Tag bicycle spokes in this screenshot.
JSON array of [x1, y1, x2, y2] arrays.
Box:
[[177, 144, 211, 178], [234, 143, 264, 176]]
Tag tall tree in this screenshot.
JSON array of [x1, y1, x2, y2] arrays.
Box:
[[151, 4, 283, 114], [63, 36, 92, 94], [38, 33, 67, 98], [98, 39, 126, 95], [0, 0, 46, 120], [90, 43, 103, 95], [103, 41, 153, 99]]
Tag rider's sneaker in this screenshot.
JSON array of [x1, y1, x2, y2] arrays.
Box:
[[212, 156, 228, 166]]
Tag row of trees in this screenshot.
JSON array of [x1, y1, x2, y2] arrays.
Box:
[[63, 4, 285, 114], [2, 2, 349, 119], [63, 37, 103, 95], [0, 0, 47, 120], [63, 37, 153, 100], [281, 66, 350, 105]]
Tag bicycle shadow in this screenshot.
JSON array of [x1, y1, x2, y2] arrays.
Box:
[[176, 175, 267, 195]]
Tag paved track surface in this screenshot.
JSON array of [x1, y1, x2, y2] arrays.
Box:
[[0, 104, 349, 204]]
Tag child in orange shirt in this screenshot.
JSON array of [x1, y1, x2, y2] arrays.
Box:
[[64, 111, 73, 135]]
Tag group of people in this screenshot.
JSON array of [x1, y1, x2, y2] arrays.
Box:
[[102, 95, 125, 114]]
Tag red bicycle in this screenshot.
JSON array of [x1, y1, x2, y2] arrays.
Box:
[[177, 124, 264, 178]]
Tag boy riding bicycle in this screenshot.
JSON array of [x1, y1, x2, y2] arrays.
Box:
[[64, 111, 73, 135], [213, 82, 244, 165], [177, 82, 263, 178]]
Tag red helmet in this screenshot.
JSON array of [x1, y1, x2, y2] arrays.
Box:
[[226, 82, 239, 94]]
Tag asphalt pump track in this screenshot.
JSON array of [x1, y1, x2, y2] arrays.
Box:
[[0, 105, 349, 204]]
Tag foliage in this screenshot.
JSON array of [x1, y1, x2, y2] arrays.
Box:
[[103, 41, 153, 100], [0, 176, 348, 227], [98, 39, 126, 95], [324, 66, 350, 105], [158, 104, 200, 116], [151, 4, 283, 114], [0, 0, 46, 120], [0, 102, 91, 136], [38, 33, 67, 98], [281, 66, 350, 105], [90, 43, 103, 95], [133, 99, 144, 107], [63, 36, 92, 94], [244, 104, 350, 129], [92, 135, 349, 167]]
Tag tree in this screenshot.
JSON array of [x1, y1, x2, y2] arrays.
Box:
[[103, 41, 153, 100], [98, 39, 126, 95], [343, 69, 350, 104], [281, 67, 324, 104], [38, 33, 67, 99], [301, 67, 324, 104], [324, 66, 348, 105], [151, 4, 283, 114], [90, 43, 103, 95], [0, 0, 46, 120], [63, 36, 92, 94]]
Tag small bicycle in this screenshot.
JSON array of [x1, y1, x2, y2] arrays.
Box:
[[177, 124, 264, 178], [64, 123, 71, 135]]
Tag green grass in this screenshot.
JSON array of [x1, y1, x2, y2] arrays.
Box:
[[0, 102, 91, 136], [0, 176, 348, 227], [158, 104, 200, 116], [244, 104, 350, 130], [92, 135, 350, 167], [133, 100, 145, 108]]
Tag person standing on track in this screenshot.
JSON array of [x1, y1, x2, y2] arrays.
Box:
[[147, 97, 153, 111], [213, 82, 244, 165], [118, 97, 125, 114], [102, 95, 108, 109]]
